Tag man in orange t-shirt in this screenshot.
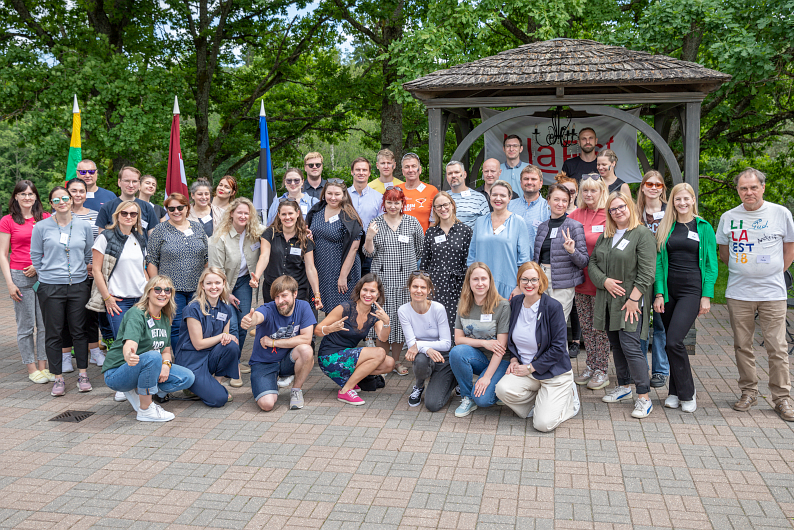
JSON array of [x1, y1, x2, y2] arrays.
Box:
[[396, 153, 438, 232]]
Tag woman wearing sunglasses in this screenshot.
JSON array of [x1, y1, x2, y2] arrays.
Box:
[[31, 186, 95, 396], [266, 168, 318, 226], [146, 193, 209, 346], [636, 170, 670, 388], [102, 275, 195, 422], [589, 192, 657, 419]]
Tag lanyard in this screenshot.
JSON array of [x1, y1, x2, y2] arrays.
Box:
[[57, 220, 74, 284]]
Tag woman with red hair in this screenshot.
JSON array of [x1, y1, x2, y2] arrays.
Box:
[[363, 187, 424, 376]]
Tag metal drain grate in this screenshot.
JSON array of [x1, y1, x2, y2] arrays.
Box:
[[50, 410, 95, 423]]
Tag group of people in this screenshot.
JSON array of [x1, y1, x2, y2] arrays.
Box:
[[3, 130, 793, 425]]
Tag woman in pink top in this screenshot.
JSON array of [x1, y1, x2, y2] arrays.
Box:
[[568, 174, 612, 391], [0, 181, 52, 384]]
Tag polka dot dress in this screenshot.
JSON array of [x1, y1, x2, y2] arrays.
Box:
[[311, 206, 361, 312], [422, 222, 473, 334]]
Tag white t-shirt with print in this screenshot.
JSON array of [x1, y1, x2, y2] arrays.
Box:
[[92, 233, 148, 299], [716, 201, 794, 301]]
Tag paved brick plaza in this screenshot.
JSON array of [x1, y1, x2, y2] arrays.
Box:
[[0, 299, 792, 529]]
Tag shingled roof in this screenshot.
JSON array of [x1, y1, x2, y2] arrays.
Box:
[[404, 38, 731, 100]]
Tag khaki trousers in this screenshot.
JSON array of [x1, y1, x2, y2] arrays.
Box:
[[541, 264, 575, 321], [726, 298, 791, 403], [495, 369, 576, 432]]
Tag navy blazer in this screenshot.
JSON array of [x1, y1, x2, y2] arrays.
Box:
[[507, 293, 572, 380]]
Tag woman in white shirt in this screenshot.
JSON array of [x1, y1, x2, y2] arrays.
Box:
[[399, 272, 453, 411]]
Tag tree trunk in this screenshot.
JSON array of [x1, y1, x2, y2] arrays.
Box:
[[193, 36, 214, 183], [380, 23, 403, 169]]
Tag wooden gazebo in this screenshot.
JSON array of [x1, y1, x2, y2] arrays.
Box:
[[403, 39, 731, 194]]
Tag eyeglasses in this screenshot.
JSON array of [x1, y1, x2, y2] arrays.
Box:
[[434, 202, 452, 211], [77, 170, 97, 176], [644, 181, 665, 190], [167, 205, 186, 212], [608, 204, 628, 215], [305, 163, 322, 169], [504, 143, 522, 150], [119, 211, 139, 218], [16, 193, 35, 199], [51, 196, 71, 204], [285, 178, 302, 185], [520, 277, 540, 286], [152, 286, 173, 295]]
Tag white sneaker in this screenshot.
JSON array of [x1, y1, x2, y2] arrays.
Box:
[[136, 402, 174, 422], [664, 394, 680, 409], [62, 353, 74, 373], [571, 385, 581, 417], [602, 385, 632, 403], [277, 375, 295, 388], [114, 391, 128, 402], [631, 397, 653, 419], [93, 350, 105, 367], [123, 391, 140, 412], [681, 390, 696, 413]]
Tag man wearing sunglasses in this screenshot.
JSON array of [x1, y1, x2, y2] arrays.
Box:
[[95, 166, 159, 239], [561, 128, 599, 183], [74, 159, 117, 211], [302, 152, 327, 200]]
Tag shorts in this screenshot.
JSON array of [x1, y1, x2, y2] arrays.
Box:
[[250, 351, 297, 401], [318, 347, 362, 387]]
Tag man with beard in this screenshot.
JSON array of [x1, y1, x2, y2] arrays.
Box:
[[241, 275, 316, 411], [561, 128, 599, 183]]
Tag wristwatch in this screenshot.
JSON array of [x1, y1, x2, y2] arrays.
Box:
[[162, 360, 172, 367]]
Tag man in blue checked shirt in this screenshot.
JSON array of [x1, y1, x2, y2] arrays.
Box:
[[348, 156, 383, 275], [508, 165, 550, 260]]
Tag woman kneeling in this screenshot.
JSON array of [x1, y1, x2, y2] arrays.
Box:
[[102, 276, 195, 422], [174, 267, 240, 407], [495, 262, 580, 432], [316, 273, 394, 406]]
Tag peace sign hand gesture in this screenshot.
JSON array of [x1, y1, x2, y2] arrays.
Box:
[[370, 301, 389, 326], [562, 227, 576, 255], [366, 221, 379, 240]]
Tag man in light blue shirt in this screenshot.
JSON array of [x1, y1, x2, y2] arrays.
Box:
[[500, 135, 529, 194], [508, 165, 550, 259], [348, 156, 383, 275], [446, 160, 489, 228]]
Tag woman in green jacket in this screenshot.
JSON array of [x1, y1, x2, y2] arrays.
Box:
[[652, 183, 717, 413], [589, 192, 657, 419]]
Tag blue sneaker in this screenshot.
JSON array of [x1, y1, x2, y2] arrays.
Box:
[[601, 385, 632, 403], [631, 397, 653, 418], [455, 396, 478, 417]]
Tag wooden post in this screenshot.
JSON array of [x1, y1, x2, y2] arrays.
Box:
[[428, 107, 443, 189]]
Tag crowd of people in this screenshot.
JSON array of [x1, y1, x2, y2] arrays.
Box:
[[3, 129, 793, 427]]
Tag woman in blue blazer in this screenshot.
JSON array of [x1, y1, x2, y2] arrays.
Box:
[[495, 262, 581, 432]]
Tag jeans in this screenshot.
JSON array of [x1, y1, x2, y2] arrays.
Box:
[[108, 298, 139, 338], [605, 312, 650, 395], [449, 344, 510, 407], [229, 274, 252, 353], [98, 311, 114, 341], [10, 269, 46, 365], [171, 291, 194, 346], [640, 310, 669, 376], [103, 350, 195, 395]]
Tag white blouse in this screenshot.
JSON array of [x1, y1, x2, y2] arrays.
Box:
[[512, 299, 540, 365]]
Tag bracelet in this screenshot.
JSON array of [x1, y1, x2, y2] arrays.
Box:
[[629, 296, 641, 302], [321, 326, 326, 336], [382, 322, 391, 327], [103, 294, 112, 302], [655, 294, 664, 298]]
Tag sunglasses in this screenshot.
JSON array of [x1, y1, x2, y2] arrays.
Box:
[[411, 270, 431, 278], [644, 181, 665, 190], [77, 169, 97, 175], [280, 197, 298, 204], [305, 163, 322, 169], [119, 211, 139, 218], [327, 178, 345, 185], [152, 286, 173, 295], [582, 173, 601, 181], [167, 205, 186, 212], [608, 204, 628, 215], [51, 196, 71, 204], [285, 178, 302, 185], [401, 152, 420, 161], [564, 188, 577, 196]]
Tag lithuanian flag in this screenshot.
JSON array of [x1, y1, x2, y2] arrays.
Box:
[[65, 94, 81, 181]]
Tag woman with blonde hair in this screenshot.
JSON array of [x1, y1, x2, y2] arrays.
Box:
[[589, 192, 657, 418], [174, 267, 240, 407], [596, 149, 631, 197], [449, 262, 511, 417], [653, 183, 717, 413], [102, 275, 195, 422]]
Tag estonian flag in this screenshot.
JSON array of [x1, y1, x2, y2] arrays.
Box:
[[252, 100, 274, 222]]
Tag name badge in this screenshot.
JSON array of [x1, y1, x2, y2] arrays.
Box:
[[184, 228, 194, 237], [480, 314, 493, 322], [385, 183, 394, 189], [434, 234, 447, 244], [329, 214, 339, 223], [398, 234, 409, 243], [290, 247, 302, 256], [494, 225, 506, 235], [201, 214, 212, 224], [59, 232, 69, 245], [653, 211, 665, 220], [147, 318, 155, 328], [550, 228, 558, 239], [300, 204, 308, 215], [251, 242, 261, 251], [461, 190, 471, 197], [216, 312, 227, 322], [592, 225, 604, 233], [417, 183, 426, 192], [617, 239, 630, 251], [86, 192, 95, 198], [141, 220, 149, 229], [687, 231, 700, 242], [532, 220, 541, 228], [757, 255, 771, 264]]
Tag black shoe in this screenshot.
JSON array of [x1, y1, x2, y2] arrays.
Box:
[[408, 385, 424, 407], [568, 342, 580, 359], [650, 374, 667, 388], [454, 385, 461, 397], [153, 393, 171, 404]]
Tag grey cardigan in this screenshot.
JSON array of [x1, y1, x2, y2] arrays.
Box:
[[532, 216, 589, 289]]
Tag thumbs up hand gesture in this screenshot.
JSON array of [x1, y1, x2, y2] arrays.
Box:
[[241, 308, 256, 330]]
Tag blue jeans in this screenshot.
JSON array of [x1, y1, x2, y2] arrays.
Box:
[[171, 291, 194, 346], [229, 274, 252, 354], [449, 344, 510, 407], [108, 298, 139, 338], [103, 350, 195, 395], [640, 310, 669, 376]]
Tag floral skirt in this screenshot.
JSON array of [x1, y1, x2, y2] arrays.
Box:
[[318, 348, 362, 387]]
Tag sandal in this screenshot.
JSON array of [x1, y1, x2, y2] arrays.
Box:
[[393, 362, 409, 376]]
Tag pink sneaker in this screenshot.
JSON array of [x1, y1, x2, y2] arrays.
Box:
[[337, 389, 365, 406], [77, 373, 92, 392], [353, 384, 361, 391]]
